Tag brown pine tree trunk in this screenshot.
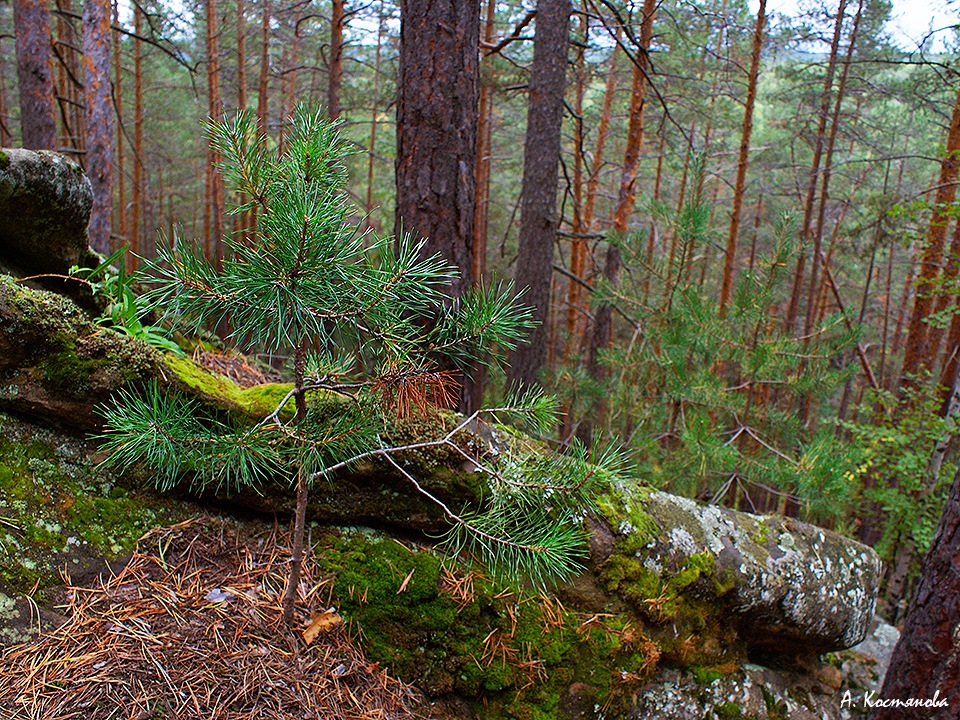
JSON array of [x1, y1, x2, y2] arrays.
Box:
[[235, 0, 249, 240], [13, 0, 58, 149], [55, 0, 84, 151], [238, 0, 247, 110], [207, 0, 224, 266], [869, 463, 960, 719], [719, 0, 766, 314], [584, 0, 656, 435], [803, 0, 863, 338], [472, 0, 497, 288], [112, 0, 125, 244], [507, 0, 572, 388], [365, 6, 383, 219], [130, 3, 144, 270], [82, 0, 114, 255], [467, 0, 497, 411], [901, 84, 960, 381], [641, 120, 666, 305], [328, 0, 343, 120], [566, 35, 619, 353], [257, 0, 270, 136], [280, 7, 301, 150], [784, 0, 849, 332], [0, 34, 13, 146], [395, 0, 478, 299], [0, 30, 13, 147]]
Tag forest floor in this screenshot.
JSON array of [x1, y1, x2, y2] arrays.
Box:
[[0, 517, 427, 719]]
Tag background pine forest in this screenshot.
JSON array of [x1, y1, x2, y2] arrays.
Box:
[[2, 0, 960, 621]]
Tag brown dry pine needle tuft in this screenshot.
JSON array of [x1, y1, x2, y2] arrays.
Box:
[[0, 518, 426, 719]]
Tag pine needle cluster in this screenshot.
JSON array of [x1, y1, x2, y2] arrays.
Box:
[[99, 107, 612, 623]]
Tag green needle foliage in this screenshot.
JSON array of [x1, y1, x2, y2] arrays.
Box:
[[99, 106, 611, 623]]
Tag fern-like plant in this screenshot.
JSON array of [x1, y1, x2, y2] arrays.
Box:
[[99, 107, 615, 624]]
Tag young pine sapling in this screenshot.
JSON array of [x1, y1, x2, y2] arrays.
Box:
[[100, 107, 620, 624]]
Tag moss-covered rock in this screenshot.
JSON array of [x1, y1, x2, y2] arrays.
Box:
[[628, 664, 847, 720], [0, 411, 185, 645], [595, 485, 882, 662], [0, 275, 166, 429], [0, 149, 98, 277], [316, 528, 662, 719]]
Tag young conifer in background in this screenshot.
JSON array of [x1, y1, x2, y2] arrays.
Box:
[[99, 106, 618, 624]]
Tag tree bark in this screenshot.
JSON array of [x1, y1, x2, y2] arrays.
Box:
[[112, 0, 125, 244], [365, 6, 383, 218], [901, 83, 960, 381], [0, 34, 13, 146], [584, 0, 656, 428], [869, 463, 960, 719], [567, 34, 619, 355], [130, 3, 143, 270], [783, 0, 848, 333], [54, 0, 83, 151], [328, 0, 343, 120], [719, 0, 766, 315], [394, 0, 479, 299], [507, 0, 572, 388], [13, 0, 58, 149], [257, 0, 271, 137], [82, 0, 114, 255], [472, 0, 497, 289], [205, 0, 224, 265], [238, 0, 247, 110], [803, 0, 862, 338]]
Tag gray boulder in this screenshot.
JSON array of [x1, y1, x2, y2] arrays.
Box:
[[0, 148, 97, 277], [593, 485, 883, 662]]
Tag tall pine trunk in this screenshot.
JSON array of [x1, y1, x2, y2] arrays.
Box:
[[395, 0, 478, 299], [566, 35, 619, 356], [584, 0, 657, 435], [257, 0, 271, 136], [472, 0, 497, 287], [112, 0, 125, 243], [803, 0, 863, 338], [130, 3, 144, 270], [13, 0, 58, 149], [205, 0, 224, 265], [0, 34, 12, 146], [82, 0, 114, 254], [507, 0, 572, 388], [869, 463, 960, 719], [328, 0, 343, 120], [784, 0, 848, 332], [901, 84, 960, 380], [365, 5, 383, 218], [719, 0, 766, 314]]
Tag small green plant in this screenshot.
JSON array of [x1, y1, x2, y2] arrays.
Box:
[[840, 378, 958, 562], [71, 248, 184, 355], [99, 107, 618, 624]]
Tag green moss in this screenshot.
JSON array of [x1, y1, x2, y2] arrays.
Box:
[[597, 486, 659, 554], [670, 552, 716, 590], [751, 518, 770, 546], [711, 567, 737, 597], [0, 150, 9, 169], [0, 414, 179, 594], [165, 355, 296, 420], [712, 701, 748, 719], [762, 688, 789, 720], [318, 531, 661, 718], [42, 342, 107, 390]]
